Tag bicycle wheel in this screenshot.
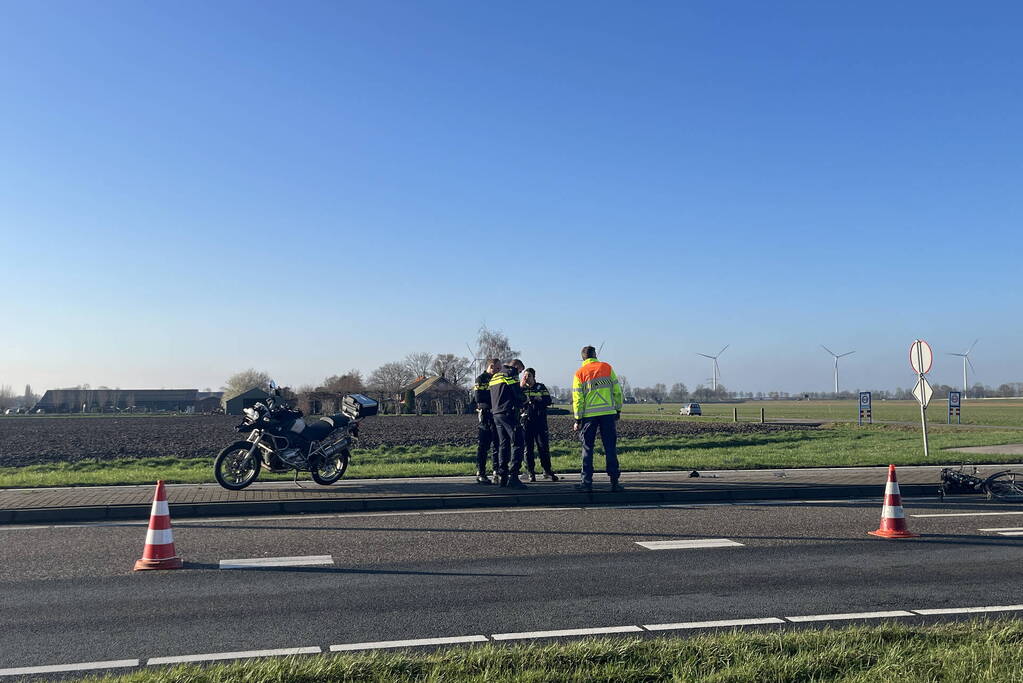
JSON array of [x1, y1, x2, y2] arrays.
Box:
[[983, 471, 1023, 501]]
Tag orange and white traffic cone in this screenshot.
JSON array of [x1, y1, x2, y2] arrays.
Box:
[[134, 480, 183, 570], [868, 464, 919, 539]]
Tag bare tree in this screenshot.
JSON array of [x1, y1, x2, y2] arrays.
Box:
[[222, 369, 273, 401], [0, 385, 14, 410], [22, 384, 38, 408], [368, 362, 416, 395], [403, 352, 435, 379], [320, 369, 364, 394], [651, 383, 667, 404], [475, 325, 519, 364], [432, 354, 472, 387], [668, 382, 689, 402], [618, 375, 632, 399]]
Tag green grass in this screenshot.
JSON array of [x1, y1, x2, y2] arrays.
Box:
[[621, 398, 1023, 427], [3, 424, 1021, 488], [86, 620, 1023, 682]]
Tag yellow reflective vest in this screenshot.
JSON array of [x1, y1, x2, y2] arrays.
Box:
[[572, 358, 623, 419]]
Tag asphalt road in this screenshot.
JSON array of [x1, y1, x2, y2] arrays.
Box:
[[2, 496, 1022, 678]]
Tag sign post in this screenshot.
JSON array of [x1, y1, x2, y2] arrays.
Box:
[[948, 391, 961, 425], [910, 339, 934, 457], [858, 391, 872, 425]]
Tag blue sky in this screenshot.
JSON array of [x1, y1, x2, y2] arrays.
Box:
[[2, 1, 1021, 394]]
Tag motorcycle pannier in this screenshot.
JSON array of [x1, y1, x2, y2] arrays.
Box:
[[342, 393, 379, 419]]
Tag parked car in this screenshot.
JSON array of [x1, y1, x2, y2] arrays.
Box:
[[679, 403, 702, 416]]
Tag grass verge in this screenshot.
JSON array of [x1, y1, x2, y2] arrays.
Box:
[[2, 424, 1021, 488], [85, 620, 1023, 682]]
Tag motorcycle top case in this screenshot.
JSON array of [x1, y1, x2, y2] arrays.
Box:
[[342, 393, 379, 419]]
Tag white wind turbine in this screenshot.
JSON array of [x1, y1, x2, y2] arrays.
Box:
[[696, 345, 729, 392], [948, 339, 978, 398], [821, 345, 855, 396]]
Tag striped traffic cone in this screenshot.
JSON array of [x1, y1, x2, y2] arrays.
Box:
[[134, 480, 183, 570], [868, 464, 919, 539]]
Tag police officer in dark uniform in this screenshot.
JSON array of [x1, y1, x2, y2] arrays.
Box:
[[489, 359, 528, 488], [521, 367, 559, 482], [472, 359, 501, 484]]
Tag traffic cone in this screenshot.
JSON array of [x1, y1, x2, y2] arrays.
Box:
[[869, 464, 919, 539], [134, 480, 183, 570]]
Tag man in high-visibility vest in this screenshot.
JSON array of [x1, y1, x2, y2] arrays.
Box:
[[572, 346, 624, 492]]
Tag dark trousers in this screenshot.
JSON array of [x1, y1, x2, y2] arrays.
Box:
[[524, 419, 553, 474], [579, 414, 620, 483], [494, 412, 525, 477], [475, 414, 499, 476]]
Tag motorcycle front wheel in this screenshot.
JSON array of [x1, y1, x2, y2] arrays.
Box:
[[214, 441, 261, 490], [311, 448, 350, 485]]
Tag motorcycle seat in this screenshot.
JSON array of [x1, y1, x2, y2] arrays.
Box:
[[304, 414, 351, 442]]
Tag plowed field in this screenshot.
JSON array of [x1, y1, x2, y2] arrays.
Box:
[[0, 415, 815, 467]]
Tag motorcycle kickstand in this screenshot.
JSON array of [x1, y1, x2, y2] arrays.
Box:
[[293, 468, 306, 489]]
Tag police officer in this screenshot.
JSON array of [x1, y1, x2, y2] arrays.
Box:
[[572, 345, 625, 492], [472, 359, 501, 484], [489, 358, 528, 488], [520, 367, 558, 482]]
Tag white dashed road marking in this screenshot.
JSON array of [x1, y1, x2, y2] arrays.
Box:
[[491, 626, 643, 641], [330, 636, 488, 651], [912, 511, 1023, 518], [786, 611, 915, 622], [148, 647, 321, 665], [913, 605, 1023, 616], [644, 618, 784, 631], [635, 538, 744, 550], [219, 555, 334, 569], [0, 660, 140, 676]]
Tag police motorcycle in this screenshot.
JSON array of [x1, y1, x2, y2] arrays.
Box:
[[214, 382, 378, 491]]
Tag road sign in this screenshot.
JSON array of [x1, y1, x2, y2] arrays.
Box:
[[858, 391, 872, 425], [909, 340, 933, 375], [913, 377, 934, 407], [948, 391, 962, 424]]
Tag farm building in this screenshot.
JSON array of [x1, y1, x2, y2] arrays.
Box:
[[224, 387, 271, 415], [401, 376, 468, 414], [195, 392, 224, 413], [34, 389, 199, 413]]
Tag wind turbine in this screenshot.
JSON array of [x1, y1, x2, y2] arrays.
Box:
[[948, 339, 978, 398], [696, 345, 729, 392], [821, 345, 855, 396]]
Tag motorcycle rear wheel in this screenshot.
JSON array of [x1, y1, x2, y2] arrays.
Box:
[[215, 441, 261, 490], [311, 448, 350, 485]]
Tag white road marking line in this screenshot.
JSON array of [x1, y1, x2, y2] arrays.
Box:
[[636, 539, 744, 550], [330, 635, 488, 651], [913, 605, 1023, 616], [0, 659, 139, 676], [219, 555, 334, 569], [148, 647, 321, 665], [491, 626, 643, 641], [0, 525, 50, 531], [643, 617, 785, 631], [912, 511, 1023, 518], [996, 531, 1023, 536], [785, 611, 914, 623], [977, 527, 1023, 532]]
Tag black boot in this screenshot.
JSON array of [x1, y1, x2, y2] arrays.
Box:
[[610, 480, 625, 492], [574, 481, 592, 492], [507, 476, 528, 490]]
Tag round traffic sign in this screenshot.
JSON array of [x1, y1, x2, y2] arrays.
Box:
[[909, 340, 933, 374]]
